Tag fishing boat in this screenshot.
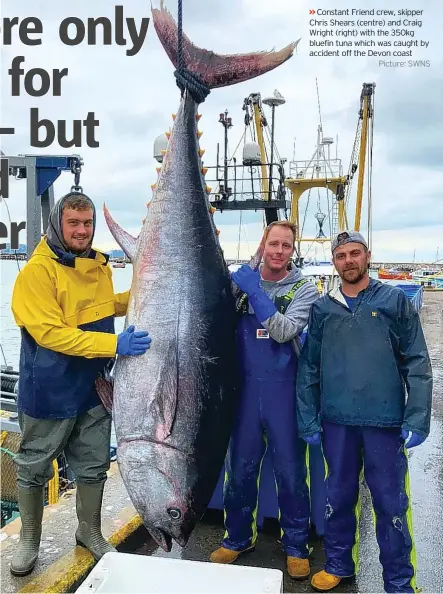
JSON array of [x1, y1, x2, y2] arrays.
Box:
[[412, 269, 443, 291], [378, 267, 412, 280]]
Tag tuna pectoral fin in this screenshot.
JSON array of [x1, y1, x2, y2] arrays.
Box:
[[152, 341, 179, 441], [152, 3, 297, 89], [103, 203, 137, 262]]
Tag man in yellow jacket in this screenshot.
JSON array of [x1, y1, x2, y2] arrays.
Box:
[[10, 192, 151, 576]]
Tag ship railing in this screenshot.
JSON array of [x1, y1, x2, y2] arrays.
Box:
[[289, 158, 344, 180], [204, 162, 291, 211]]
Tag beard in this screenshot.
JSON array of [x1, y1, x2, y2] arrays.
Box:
[[341, 265, 367, 284], [69, 238, 93, 256]]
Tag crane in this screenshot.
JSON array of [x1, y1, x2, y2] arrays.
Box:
[[344, 82, 376, 248]]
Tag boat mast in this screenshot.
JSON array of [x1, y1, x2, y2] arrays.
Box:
[[263, 92, 286, 224], [354, 83, 375, 234]]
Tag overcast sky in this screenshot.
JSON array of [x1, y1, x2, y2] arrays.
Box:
[[1, 0, 442, 263]]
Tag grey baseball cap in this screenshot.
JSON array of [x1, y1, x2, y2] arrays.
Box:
[[331, 230, 368, 253]]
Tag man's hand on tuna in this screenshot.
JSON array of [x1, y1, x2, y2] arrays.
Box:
[[231, 265, 278, 323], [117, 325, 151, 356], [231, 265, 261, 295]]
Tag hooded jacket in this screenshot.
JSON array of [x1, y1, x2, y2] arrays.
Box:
[[11, 237, 129, 419], [258, 266, 320, 352], [296, 279, 433, 438], [236, 266, 319, 379]]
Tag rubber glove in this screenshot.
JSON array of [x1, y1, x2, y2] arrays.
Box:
[[117, 325, 152, 356], [401, 428, 426, 449], [302, 432, 321, 446], [231, 265, 261, 295], [231, 265, 277, 323]]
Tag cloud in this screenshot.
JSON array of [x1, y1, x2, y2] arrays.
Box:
[[1, 0, 442, 265]]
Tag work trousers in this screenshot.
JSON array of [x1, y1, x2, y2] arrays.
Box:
[[15, 404, 112, 488], [222, 376, 310, 558], [322, 421, 417, 593]]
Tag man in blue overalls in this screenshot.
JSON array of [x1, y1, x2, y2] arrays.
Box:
[[297, 230, 433, 592], [210, 221, 319, 579]]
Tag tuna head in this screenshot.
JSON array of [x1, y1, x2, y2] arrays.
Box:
[[118, 440, 200, 552]]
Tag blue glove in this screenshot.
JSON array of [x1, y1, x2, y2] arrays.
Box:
[[302, 432, 321, 446], [231, 265, 277, 323], [117, 325, 152, 356], [401, 428, 426, 449], [231, 265, 261, 295]]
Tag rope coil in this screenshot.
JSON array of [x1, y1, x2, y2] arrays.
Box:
[[174, 69, 210, 103], [174, 0, 210, 103]]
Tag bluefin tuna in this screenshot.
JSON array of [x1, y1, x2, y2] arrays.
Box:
[[101, 2, 296, 552]]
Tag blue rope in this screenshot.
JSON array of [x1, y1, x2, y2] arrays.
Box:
[[174, 0, 210, 103], [177, 0, 183, 71]]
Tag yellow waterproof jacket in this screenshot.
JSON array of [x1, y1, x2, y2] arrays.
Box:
[[11, 238, 129, 418]]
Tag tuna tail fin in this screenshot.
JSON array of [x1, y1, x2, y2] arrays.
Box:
[[103, 203, 137, 262], [152, 3, 298, 89]]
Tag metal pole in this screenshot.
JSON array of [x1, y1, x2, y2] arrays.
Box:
[[268, 104, 275, 201], [41, 185, 54, 231], [26, 159, 40, 260], [233, 157, 237, 198], [224, 112, 228, 198]]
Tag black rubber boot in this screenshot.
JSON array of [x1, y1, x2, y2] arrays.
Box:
[[10, 486, 44, 576], [75, 482, 116, 561]]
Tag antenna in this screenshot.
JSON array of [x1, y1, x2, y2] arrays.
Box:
[[315, 78, 323, 131]]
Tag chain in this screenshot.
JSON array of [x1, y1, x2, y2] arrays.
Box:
[[70, 157, 84, 193]]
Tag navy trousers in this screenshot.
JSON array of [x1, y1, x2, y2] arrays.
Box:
[[322, 421, 417, 593], [222, 374, 310, 558]]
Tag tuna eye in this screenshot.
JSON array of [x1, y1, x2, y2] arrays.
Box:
[[167, 507, 181, 520]]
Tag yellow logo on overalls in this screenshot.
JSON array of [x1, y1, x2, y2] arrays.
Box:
[[372, 311, 377, 317]]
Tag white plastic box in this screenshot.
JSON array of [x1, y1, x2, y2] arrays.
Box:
[[76, 552, 283, 593]]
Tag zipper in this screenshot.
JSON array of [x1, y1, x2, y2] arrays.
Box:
[[328, 279, 376, 317]]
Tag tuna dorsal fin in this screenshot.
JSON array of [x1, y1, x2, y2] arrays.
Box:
[[152, 339, 179, 441], [152, 3, 297, 90], [103, 203, 137, 262]]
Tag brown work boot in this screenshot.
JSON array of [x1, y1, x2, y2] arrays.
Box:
[[287, 556, 310, 579], [311, 570, 342, 591], [210, 545, 254, 564]]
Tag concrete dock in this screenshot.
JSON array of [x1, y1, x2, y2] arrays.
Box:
[[1, 292, 442, 593]]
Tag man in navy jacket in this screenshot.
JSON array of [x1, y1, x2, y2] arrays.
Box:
[[296, 230, 433, 593]]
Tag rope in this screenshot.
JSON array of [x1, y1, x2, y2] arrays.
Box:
[[177, 0, 183, 70], [173, 0, 210, 103], [0, 343, 8, 366], [1, 447, 16, 457]]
